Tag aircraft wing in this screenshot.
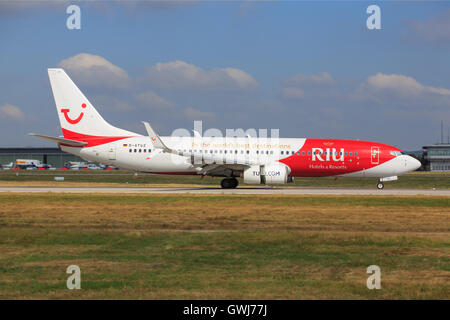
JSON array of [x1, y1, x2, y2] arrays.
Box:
[[142, 122, 256, 175], [29, 133, 88, 147]]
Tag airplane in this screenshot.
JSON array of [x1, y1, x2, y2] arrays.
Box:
[[30, 68, 421, 189], [1, 162, 14, 170]]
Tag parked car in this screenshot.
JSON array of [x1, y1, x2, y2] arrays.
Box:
[[87, 164, 102, 170]]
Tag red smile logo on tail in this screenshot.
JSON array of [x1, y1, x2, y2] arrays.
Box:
[[61, 103, 87, 124]]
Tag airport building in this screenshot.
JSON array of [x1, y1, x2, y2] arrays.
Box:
[[0, 147, 83, 168], [422, 144, 450, 171]]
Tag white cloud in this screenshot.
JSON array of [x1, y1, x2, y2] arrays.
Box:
[[184, 107, 216, 121], [0, 104, 25, 121], [58, 53, 130, 89], [280, 87, 304, 100], [143, 60, 258, 91], [367, 73, 450, 96], [283, 72, 335, 86], [408, 10, 450, 43], [136, 91, 175, 109]]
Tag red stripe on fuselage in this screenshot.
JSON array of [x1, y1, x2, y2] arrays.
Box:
[[279, 139, 401, 177], [61, 128, 133, 148]]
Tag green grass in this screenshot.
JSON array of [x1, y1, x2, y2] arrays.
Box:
[[0, 193, 448, 299], [0, 170, 449, 189], [1, 193, 449, 207]]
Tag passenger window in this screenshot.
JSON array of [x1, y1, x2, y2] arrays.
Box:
[[129, 149, 132, 153], [350, 152, 353, 156], [134, 149, 137, 153], [308, 151, 311, 155], [297, 151, 300, 155], [246, 150, 249, 154], [302, 151, 305, 155], [355, 152, 358, 156]]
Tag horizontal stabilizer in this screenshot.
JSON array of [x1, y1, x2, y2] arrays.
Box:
[[29, 133, 88, 147]]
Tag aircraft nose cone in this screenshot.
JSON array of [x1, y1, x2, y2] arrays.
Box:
[[407, 156, 421, 171]]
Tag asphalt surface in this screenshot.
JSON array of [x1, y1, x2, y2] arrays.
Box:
[[0, 186, 449, 196]]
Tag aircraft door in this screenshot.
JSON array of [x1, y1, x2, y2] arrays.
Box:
[[107, 145, 116, 160], [371, 146, 379, 164]]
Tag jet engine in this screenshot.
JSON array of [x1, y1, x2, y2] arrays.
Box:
[[243, 163, 293, 185]]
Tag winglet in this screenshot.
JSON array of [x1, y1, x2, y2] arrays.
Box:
[[142, 122, 172, 153], [192, 130, 202, 139]]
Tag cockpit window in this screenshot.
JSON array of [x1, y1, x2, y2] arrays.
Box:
[[390, 151, 402, 157]]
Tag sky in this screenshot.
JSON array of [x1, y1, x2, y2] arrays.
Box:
[[0, 0, 449, 150]]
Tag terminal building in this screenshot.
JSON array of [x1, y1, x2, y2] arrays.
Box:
[[0, 147, 83, 168], [422, 144, 450, 171]]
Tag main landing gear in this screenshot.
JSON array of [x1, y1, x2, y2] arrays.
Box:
[[377, 181, 384, 190], [221, 177, 239, 189]]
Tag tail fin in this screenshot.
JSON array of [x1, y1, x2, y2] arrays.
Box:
[[47, 68, 136, 139]]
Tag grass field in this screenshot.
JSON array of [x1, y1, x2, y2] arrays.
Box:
[[0, 170, 449, 189], [0, 193, 448, 299]]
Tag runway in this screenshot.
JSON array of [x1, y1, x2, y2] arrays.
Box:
[[0, 186, 449, 196]]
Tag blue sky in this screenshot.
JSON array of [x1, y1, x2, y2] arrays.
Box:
[[1, 0, 449, 150]]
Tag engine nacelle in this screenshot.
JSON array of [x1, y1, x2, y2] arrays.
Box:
[[263, 163, 291, 184], [243, 163, 292, 185], [243, 165, 263, 184]]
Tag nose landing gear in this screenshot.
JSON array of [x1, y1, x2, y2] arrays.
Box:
[[221, 178, 239, 189], [377, 181, 384, 190]]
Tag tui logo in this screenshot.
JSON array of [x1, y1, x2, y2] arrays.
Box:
[[61, 103, 86, 124]]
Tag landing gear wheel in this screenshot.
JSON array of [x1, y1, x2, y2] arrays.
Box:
[[377, 182, 384, 190], [220, 178, 239, 189]]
